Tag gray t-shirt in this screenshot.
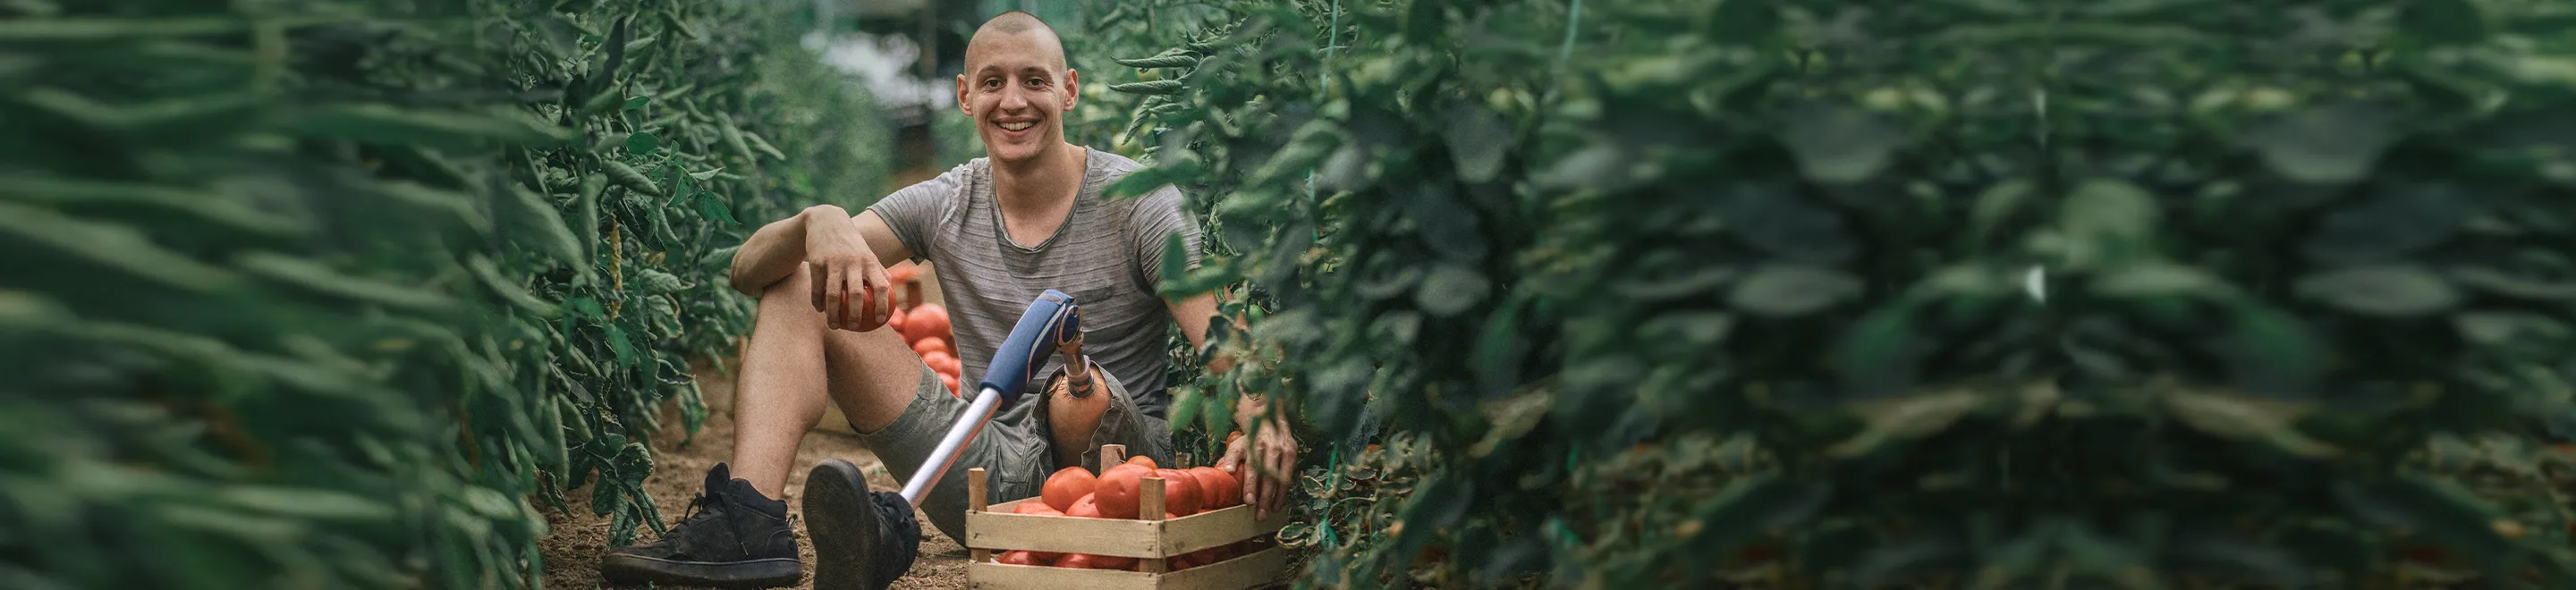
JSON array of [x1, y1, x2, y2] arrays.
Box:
[[869, 147, 1201, 417]]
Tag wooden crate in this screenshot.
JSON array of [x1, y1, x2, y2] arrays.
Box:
[[963, 444, 1290, 590]]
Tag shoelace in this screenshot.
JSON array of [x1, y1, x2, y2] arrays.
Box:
[[669, 493, 721, 533]]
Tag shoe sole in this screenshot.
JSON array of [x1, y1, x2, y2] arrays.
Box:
[[598, 553, 801, 588], [804, 459, 889, 590]]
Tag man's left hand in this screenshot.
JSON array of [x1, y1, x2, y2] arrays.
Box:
[[1216, 408, 1297, 520]]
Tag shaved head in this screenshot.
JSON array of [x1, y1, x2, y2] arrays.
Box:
[[955, 10, 1080, 165], [968, 11, 1068, 72]]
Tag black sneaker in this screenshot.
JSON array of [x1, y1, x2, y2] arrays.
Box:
[[802, 458, 919, 590], [599, 462, 803, 588]]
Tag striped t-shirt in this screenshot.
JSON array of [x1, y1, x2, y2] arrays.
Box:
[[868, 147, 1200, 417]]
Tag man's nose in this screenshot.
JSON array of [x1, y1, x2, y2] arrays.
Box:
[[999, 85, 1031, 110]]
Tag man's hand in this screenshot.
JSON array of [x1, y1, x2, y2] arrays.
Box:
[[1216, 401, 1297, 520], [802, 206, 893, 332]]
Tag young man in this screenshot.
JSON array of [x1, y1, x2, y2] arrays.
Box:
[[597, 11, 1301, 590]]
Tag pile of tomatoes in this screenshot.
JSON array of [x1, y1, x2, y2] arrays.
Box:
[[992, 455, 1252, 571], [884, 265, 961, 396]]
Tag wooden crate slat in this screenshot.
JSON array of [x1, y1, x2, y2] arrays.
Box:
[[963, 546, 1289, 590], [1157, 504, 1289, 555], [967, 510, 1164, 558], [1157, 545, 1289, 590], [972, 498, 1285, 558], [968, 560, 1156, 590]]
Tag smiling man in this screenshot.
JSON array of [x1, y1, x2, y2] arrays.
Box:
[[596, 11, 1301, 590]]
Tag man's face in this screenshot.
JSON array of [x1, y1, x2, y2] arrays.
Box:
[[956, 30, 1076, 164]]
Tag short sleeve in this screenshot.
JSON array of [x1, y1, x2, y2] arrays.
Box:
[[1128, 184, 1202, 291], [866, 163, 968, 263]]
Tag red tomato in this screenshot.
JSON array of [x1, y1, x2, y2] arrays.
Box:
[[1094, 465, 1147, 519], [908, 305, 952, 342], [1043, 467, 1098, 512], [1066, 493, 1101, 518], [996, 551, 1041, 566], [912, 337, 948, 357], [1155, 469, 1203, 516], [1188, 467, 1241, 510]]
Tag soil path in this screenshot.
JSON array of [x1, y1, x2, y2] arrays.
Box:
[[537, 354, 971, 590]]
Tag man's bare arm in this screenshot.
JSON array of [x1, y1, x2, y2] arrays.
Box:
[[726, 205, 913, 298], [1166, 292, 1276, 433]]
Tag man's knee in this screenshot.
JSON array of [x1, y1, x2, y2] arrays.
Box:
[[758, 264, 814, 301]]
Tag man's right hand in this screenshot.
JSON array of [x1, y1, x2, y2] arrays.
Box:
[[801, 206, 893, 332]]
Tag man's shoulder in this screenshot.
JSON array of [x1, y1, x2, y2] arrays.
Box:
[[1084, 147, 1148, 179], [1081, 148, 1181, 202]]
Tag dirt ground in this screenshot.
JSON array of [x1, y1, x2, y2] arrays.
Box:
[[536, 355, 973, 590]]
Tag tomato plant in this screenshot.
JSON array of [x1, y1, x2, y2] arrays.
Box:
[[1072, 0, 2576, 587]]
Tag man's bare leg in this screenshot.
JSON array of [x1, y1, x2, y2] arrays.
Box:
[[730, 264, 927, 498], [602, 266, 920, 587]]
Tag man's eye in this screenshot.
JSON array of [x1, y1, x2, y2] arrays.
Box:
[[984, 79, 1001, 88], [1025, 79, 1045, 88]]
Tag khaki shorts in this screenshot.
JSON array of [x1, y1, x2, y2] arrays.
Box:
[[852, 361, 1171, 544]]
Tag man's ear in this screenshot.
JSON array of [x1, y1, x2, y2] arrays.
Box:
[[1063, 68, 1080, 110], [955, 73, 970, 116]]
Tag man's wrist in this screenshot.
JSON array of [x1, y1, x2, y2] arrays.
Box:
[[801, 204, 849, 221], [1233, 393, 1269, 431]]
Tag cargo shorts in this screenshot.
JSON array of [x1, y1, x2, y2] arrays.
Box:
[[851, 361, 1172, 544]]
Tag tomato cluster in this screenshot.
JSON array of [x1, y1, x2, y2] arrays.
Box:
[[885, 264, 961, 396], [992, 456, 1251, 571]]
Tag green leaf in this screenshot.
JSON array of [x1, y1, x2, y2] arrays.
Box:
[[2403, 0, 2489, 45], [284, 104, 577, 149], [234, 251, 454, 313], [2160, 388, 2337, 458], [2448, 266, 2576, 300], [1114, 50, 1200, 69], [1727, 265, 1861, 316], [1708, 0, 1783, 44], [603, 160, 663, 198], [0, 17, 249, 41], [1778, 103, 1904, 184], [567, 296, 606, 319], [624, 131, 659, 156], [605, 324, 637, 367], [694, 192, 738, 225], [468, 253, 560, 318], [1157, 232, 1195, 298], [1686, 474, 1834, 552], [2059, 180, 2160, 270], [1108, 80, 1184, 96], [2092, 261, 2233, 299], [0, 201, 241, 292], [2294, 265, 2459, 316], [1827, 389, 1984, 458], [2241, 102, 2394, 184], [496, 182, 583, 269], [623, 95, 650, 111], [1969, 179, 2035, 243], [2334, 475, 2522, 575], [1415, 265, 1489, 316], [1533, 144, 1629, 191], [1444, 102, 1512, 183], [216, 486, 396, 523]]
